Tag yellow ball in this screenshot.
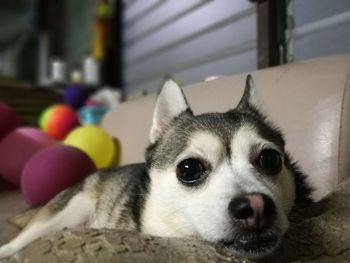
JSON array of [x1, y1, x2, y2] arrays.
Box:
[[64, 125, 115, 168]]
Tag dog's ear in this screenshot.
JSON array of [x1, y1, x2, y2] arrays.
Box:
[[149, 79, 192, 144], [236, 74, 260, 110]]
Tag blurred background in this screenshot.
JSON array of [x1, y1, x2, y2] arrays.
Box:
[[0, 0, 349, 119]]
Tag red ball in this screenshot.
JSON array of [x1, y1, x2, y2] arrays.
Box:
[[0, 102, 20, 140], [39, 104, 80, 140], [22, 145, 96, 207], [0, 127, 56, 186]]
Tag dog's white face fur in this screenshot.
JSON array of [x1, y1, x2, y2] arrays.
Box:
[[142, 78, 297, 258]]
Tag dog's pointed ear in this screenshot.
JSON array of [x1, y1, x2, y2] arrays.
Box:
[[236, 74, 260, 110], [149, 79, 192, 144]]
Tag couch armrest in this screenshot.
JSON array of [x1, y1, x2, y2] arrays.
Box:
[[101, 55, 350, 200]]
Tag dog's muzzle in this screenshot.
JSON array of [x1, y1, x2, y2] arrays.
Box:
[[229, 193, 276, 230], [222, 193, 281, 258]]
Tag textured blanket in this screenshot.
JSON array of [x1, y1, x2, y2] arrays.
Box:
[[4, 180, 350, 263]]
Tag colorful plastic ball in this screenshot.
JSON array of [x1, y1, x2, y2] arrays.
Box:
[[39, 104, 80, 140], [22, 145, 96, 206], [64, 125, 115, 169], [64, 84, 88, 109], [0, 127, 56, 186], [0, 102, 20, 140]]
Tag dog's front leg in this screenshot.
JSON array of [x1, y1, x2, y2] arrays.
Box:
[[0, 190, 95, 259]]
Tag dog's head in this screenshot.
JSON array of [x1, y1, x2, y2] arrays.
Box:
[[144, 76, 312, 259]]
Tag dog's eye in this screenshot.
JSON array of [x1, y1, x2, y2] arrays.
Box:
[[257, 149, 282, 174], [176, 158, 207, 185]]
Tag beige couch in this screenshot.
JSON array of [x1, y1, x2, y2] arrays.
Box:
[[102, 55, 350, 201]]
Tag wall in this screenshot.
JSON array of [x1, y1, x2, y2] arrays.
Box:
[[292, 0, 350, 61], [0, 0, 37, 81], [123, 0, 257, 94]]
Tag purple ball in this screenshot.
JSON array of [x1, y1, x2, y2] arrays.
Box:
[[0, 102, 20, 140], [0, 127, 56, 186], [64, 84, 88, 109], [22, 145, 96, 207]]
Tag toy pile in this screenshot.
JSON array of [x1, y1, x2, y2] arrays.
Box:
[[0, 90, 119, 207]]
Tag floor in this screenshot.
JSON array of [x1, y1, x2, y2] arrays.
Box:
[[0, 178, 28, 245]]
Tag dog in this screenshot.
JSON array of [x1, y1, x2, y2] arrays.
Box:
[[0, 75, 312, 260]]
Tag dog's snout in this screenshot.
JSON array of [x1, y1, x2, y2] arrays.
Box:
[[228, 193, 276, 230], [229, 196, 253, 220]]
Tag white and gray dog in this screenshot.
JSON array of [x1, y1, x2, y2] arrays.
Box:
[[0, 75, 312, 260]]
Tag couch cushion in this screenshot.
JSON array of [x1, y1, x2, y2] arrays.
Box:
[[101, 55, 350, 200]]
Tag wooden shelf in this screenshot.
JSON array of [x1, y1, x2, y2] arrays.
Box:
[[0, 85, 62, 126]]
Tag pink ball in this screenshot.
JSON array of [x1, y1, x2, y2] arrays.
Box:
[[0, 102, 20, 140], [22, 145, 96, 207], [84, 99, 103, 107], [0, 127, 56, 186]]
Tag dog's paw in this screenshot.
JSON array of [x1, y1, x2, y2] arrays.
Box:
[[0, 244, 15, 260]]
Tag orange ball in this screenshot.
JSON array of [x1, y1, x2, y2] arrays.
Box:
[[39, 104, 80, 140]]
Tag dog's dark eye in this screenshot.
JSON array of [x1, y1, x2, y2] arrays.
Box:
[[257, 149, 282, 174], [176, 158, 207, 185]]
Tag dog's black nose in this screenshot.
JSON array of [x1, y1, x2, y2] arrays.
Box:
[[228, 193, 276, 230], [229, 197, 254, 219]]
